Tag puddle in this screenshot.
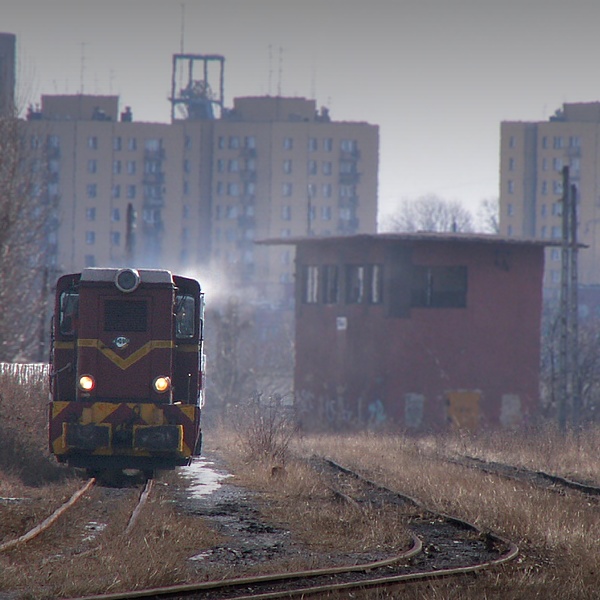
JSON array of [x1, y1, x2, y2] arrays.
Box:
[[179, 457, 231, 498]]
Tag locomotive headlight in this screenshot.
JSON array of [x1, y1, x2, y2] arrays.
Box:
[[115, 268, 141, 293], [78, 374, 96, 392], [153, 376, 171, 393]]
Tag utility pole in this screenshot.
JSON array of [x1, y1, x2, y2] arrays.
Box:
[[557, 166, 579, 432]]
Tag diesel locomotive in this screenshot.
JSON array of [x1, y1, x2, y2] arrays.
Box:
[[48, 267, 204, 479]]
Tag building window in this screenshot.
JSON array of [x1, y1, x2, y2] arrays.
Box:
[[228, 159, 239, 172], [542, 158, 548, 171], [322, 265, 339, 304], [346, 265, 365, 303], [552, 202, 562, 216], [86, 207, 96, 221], [370, 265, 383, 304], [245, 135, 256, 149], [550, 248, 561, 262], [183, 181, 189, 195], [127, 184, 136, 199], [569, 136, 581, 148], [322, 161, 332, 175], [184, 135, 192, 150], [113, 160, 122, 175], [509, 135, 516, 149], [508, 157, 515, 171], [281, 205, 292, 221], [128, 137, 137, 151], [228, 136, 240, 149], [282, 182, 293, 196], [217, 159, 225, 173], [553, 180, 563, 195], [308, 183, 317, 199], [87, 159, 97, 174], [323, 138, 333, 152], [127, 160, 136, 174], [113, 137, 122, 151], [87, 136, 98, 150], [321, 206, 332, 221], [308, 137, 318, 152], [542, 136, 548, 149], [112, 208, 120, 222], [410, 265, 467, 308], [322, 183, 332, 198], [553, 157, 563, 172], [551, 225, 561, 239], [507, 180, 514, 194], [341, 139, 357, 153], [87, 184, 97, 199], [111, 231, 121, 246], [308, 160, 317, 175], [507, 203, 514, 216], [85, 254, 96, 267], [541, 203, 547, 217], [227, 182, 240, 196], [553, 136, 563, 149], [283, 159, 292, 174], [85, 231, 96, 245], [184, 159, 190, 173], [540, 225, 547, 238], [302, 265, 319, 303], [112, 184, 121, 199], [283, 137, 293, 150], [542, 181, 548, 196], [216, 181, 225, 196]]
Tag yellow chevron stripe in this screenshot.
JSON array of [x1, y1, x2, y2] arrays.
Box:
[[176, 344, 199, 353], [78, 339, 174, 370], [54, 341, 75, 349]]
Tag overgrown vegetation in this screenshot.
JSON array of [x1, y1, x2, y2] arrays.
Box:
[[0, 363, 68, 487], [0, 116, 54, 362]]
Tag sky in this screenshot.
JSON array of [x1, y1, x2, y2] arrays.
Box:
[[5, 0, 600, 224]]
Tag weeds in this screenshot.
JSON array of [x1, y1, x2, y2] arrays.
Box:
[[232, 394, 298, 466]]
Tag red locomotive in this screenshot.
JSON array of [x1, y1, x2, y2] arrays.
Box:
[[49, 267, 204, 480]]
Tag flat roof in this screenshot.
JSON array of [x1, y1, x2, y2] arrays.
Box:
[[258, 232, 568, 248]]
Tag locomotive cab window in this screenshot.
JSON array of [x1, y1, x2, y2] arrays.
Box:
[[176, 294, 195, 339], [59, 292, 79, 335]]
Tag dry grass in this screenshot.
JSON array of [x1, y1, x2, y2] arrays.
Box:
[[296, 432, 600, 599]]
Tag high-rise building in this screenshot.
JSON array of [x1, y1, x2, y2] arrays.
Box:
[[0, 32, 15, 117], [499, 103, 600, 288], [24, 92, 378, 305]]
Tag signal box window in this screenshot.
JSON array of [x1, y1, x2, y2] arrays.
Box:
[[104, 300, 147, 331], [410, 266, 467, 308], [322, 265, 339, 304], [302, 266, 319, 304], [59, 292, 79, 336], [175, 294, 195, 339], [346, 265, 365, 304]]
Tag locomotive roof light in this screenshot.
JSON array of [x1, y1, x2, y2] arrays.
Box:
[[78, 374, 96, 392], [153, 376, 171, 394], [115, 268, 141, 293]]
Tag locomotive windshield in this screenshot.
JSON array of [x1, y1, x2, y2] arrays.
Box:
[[175, 294, 195, 339], [59, 291, 79, 335]]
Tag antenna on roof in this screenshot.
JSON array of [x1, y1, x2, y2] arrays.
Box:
[[180, 2, 185, 53], [79, 42, 86, 94]]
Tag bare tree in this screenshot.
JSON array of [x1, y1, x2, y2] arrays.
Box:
[[476, 197, 500, 234], [0, 116, 52, 362], [382, 195, 474, 233]]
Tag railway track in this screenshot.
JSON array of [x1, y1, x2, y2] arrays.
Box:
[[444, 454, 600, 498], [0, 477, 153, 556], [68, 457, 518, 600]]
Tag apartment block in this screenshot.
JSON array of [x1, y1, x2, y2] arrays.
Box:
[[500, 103, 600, 287], [25, 93, 378, 305]]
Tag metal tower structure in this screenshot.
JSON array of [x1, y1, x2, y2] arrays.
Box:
[[169, 54, 225, 121]]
